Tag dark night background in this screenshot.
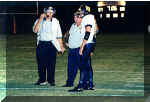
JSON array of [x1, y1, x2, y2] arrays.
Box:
[[0, 1, 148, 35]]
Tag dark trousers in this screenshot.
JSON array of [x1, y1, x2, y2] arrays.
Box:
[[36, 41, 56, 84], [79, 43, 94, 87], [67, 47, 81, 86]]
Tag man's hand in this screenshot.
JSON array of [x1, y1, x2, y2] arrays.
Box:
[[90, 52, 94, 57], [61, 46, 66, 54], [57, 38, 65, 54], [40, 13, 46, 20], [65, 43, 69, 47], [33, 13, 46, 33], [79, 38, 87, 55], [79, 25, 92, 55], [79, 47, 83, 55]]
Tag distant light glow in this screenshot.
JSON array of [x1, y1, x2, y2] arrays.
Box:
[[97, 1, 126, 19], [121, 13, 125, 18], [106, 14, 110, 18], [97, 2, 105, 7], [107, 6, 111, 11], [118, 1, 126, 6], [98, 8, 103, 12], [113, 13, 118, 18], [111, 6, 117, 11], [100, 14, 103, 18], [120, 7, 125, 11]]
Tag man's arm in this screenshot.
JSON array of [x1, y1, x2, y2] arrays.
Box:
[[56, 20, 65, 53], [58, 38, 65, 54], [64, 31, 70, 47], [33, 13, 45, 33], [79, 25, 91, 55], [65, 24, 74, 47]]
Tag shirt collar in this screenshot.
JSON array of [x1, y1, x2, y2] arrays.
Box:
[[43, 18, 52, 22], [75, 23, 81, 28]]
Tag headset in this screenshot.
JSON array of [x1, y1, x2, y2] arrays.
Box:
[[43, 6, 56, 15]]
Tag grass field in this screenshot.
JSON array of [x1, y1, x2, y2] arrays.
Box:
[[0, 34, 6, 101], [4, 33, 144, 97]]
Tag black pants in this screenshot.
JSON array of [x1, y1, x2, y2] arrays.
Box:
[[36, 41, 56, 84]]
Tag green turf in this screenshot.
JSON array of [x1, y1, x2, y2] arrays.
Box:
[[0, 34, 6, 102], [6, 33, 144, 96]]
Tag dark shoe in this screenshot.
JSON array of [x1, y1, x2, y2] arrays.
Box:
[[88, 82, 95, 90], [49, 83, 55, 86], [68, 84, 83, 92], [62, 84, 73, 87], [34, 81, 47, 85], [68, 87, 83, 92], [88, 87, 95, 90]]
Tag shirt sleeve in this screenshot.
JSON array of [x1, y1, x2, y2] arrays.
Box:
[[69, 23, 74, 35], [94, 19, 97, 34], [83, 15, 95, 28], [56, 20, 62, 39], [33, 19, 40, 33]]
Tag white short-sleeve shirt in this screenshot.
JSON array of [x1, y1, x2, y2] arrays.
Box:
[[68, 23, 84, 48], [33, 17, 62, 45], [81, 14, 96, 44]]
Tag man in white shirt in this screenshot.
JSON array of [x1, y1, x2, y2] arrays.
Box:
[[33, 6, 65, 86], [63, 12, 84, 87]]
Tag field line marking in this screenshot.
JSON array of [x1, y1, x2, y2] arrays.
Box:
[[0, 88, 144, 92], [0, 70, 144, 73]]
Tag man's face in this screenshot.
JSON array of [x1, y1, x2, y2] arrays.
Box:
[[46, 10, 54, 18], [76, 17, 82, 26], [74, 16, 78, 23]]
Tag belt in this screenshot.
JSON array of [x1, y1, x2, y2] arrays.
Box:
[[39, 40, 52, 42], [69, 47, 80, 50], [39, 40, 52, 45]]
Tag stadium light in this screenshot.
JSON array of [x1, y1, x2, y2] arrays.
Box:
[[113, 13, 118, 18], [121, 13, 125, 18], [98, 8, 103, 12], [111, 6, 117, 11], [97, 1, 126, 19], [107, 6, 111, 11], [120, 7, 125, 11], [106, 13, 110, 18]]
